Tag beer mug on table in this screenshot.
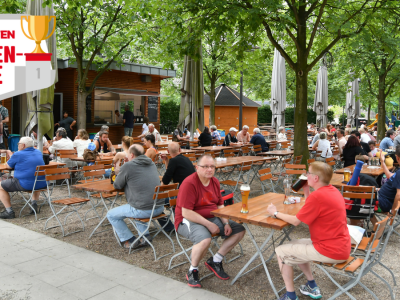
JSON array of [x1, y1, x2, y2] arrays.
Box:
[[343, 168, 351, 182], [1, 153, 6, 164], [240, 184, 250, 214]]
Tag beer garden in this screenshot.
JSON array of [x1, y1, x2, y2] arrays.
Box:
[[1, 0, 400, 299]]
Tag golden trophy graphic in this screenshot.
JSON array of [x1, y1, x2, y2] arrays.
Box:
[[21, 16, 56, 53]]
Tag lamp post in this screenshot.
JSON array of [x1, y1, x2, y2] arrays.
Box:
[[342, 106, 345, 127], [239, 71, 244, 130]]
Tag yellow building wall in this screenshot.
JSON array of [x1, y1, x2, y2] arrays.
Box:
[[204, 106, 258, 132]]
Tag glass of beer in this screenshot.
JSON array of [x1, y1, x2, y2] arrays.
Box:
[[240, 184, 250, 214], [343, 168, 351, 182], [1, 153, 6, 164], [291, 174, 308, 192]]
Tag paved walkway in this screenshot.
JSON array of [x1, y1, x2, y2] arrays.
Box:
[[0, 220, 230, 300]]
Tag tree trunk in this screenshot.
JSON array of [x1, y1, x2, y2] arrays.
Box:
[[377, 59, 386, 141], [77, 89, 88, 130], [367, 104, 371, 125], [209, 79, 216, 126], [293, 71, 309, 164]]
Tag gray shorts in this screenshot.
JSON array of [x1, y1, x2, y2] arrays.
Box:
[[1, 178, 29, 192], [177, 217, 245, 245]]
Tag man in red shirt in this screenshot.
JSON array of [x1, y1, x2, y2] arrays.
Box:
[[175, 155, 245, 288], [267, 162, 351, 300]]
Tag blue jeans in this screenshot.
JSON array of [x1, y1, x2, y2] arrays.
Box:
[[107, 204, 164, 242], [124, 127, 133, 137]]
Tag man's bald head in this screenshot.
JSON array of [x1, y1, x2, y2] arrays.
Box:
[[168, 142, 180, 155], [129, 144, 145, 157]]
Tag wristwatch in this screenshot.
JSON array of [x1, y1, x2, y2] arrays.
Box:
[[223, 222, 229, 226], [273, 211, 279, 218]]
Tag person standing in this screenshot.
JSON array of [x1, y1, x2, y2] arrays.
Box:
[[55, 111, 76, 140], [115, 110, 123, 123], [0, 100, 9, 150], [123, 105, 135, 137]]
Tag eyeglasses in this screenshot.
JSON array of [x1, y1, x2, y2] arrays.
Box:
[[306, 172, 316, 176], [198, 165, 216, 170]]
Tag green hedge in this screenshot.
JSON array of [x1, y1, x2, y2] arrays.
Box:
[[160, 100, 180, 134], [258, 105, 334, 125]]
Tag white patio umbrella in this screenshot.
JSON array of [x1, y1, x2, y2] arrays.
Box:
[[179, 41, 204, 139], [313, 65, 328, 128], [345, 75, 359, 127], [270, 42, 286, 131]]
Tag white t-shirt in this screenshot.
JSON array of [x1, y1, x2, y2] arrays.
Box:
[[317, 139, 332, 158], [142, 123, 149, 135], [277, 133, 287, 141], [360, 133, 371, 144], [73, 139, 91, 157], [48, 138, 74, 162]]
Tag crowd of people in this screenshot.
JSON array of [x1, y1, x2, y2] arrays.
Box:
[[1, 116, 399, 300]]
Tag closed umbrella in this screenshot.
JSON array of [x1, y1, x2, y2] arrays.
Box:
[[270, 42, 286, 131], [24, 0, 58, 151], [345, 75, 359, 127], [179, 41, 204, 139], [313, 65, 328, 128]]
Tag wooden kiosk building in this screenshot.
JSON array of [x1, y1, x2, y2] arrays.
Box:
[[3, 59, 176, 144], [204, 84, 260, 132]]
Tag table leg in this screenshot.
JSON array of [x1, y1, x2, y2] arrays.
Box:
[[89, 192, 120, 239], [231, 224, 280, 299]]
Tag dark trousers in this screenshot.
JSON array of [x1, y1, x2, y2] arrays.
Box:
[[157, 198, 175, 232]]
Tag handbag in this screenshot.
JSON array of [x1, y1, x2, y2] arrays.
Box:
[[83, 148, 98, 161]]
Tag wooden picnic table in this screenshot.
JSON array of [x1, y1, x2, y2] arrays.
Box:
[[70, 155, 115, 162], [0, 161, 65, 171], [158, 149, 199, 155], [264, 149, 294, 156], [193, 146, 232, 151], [72, 180, 123, 238], [330, 173, 347, 188], [335, 164, 388, 177], [215, 156, 273, 168], [212, 192, 305, 296]]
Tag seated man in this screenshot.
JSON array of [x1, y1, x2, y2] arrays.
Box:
[[250, 128, 269, 152], [161, 142, 195, 186], [30, 125, 49, 149], [107, 144, 162, 248], [175, 155, 245, 288], [237, 125, 251, 143], [377, 146, 400, 216], [0, 137, 47, 219], [223, 127, 239, 146], [267, 162, 351, 300], [138, 123, 162, 142], [94, 125, 109, 140], [94, 131, 115, 156], [48, 129, 74, 162]]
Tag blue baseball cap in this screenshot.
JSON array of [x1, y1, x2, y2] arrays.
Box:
[[87, 142, 96, 151]]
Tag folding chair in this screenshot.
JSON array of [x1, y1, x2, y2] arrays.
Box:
[[223, 149, 237, 158], [182, 153, 197, 165], [240, 146, 250, 156], [307, 158, 315, 165], [216, 139, 223, 146], [167, 189, 243, 278], [293, 155, 303, 164], [15, 164, 58, 220], [325, 157, 336, 170], [43, 167, 91, 237], [126, 183, 178, 260], [256, 168, 276, 194], [314, 215, 395, 300], [341, 185, 376, 234], [189, 141, 199, 148], [220, 161, 253, 201]]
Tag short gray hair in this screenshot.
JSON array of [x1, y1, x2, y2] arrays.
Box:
[[243, 125, 249, 130], [101, 125, 109, 131], [210, 125, 217, 131], [320, 132, 327, 139], [148, 123, 155, 128], [20, 136, 34, 148], [279, 126, 285, 132], [254, 128, 260, 134]]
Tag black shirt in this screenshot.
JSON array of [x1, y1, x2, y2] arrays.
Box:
[[360, 141, 371, 155], [59, 117, 75, 132], [123, 111, 134, 128], [224, 133, 238, 146], [162, 154, 196, 186], [342, 146, 366, 167], [198, 132, 212, 146], [250, 133, 269, 152]]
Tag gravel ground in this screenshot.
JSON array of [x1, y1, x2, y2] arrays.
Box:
[[1, 174, 399, 300]]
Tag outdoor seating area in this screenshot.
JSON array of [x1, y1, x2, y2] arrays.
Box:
[[0, 122, 399, 300]]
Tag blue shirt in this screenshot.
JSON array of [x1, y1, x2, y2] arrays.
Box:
[[378, 170, 400, 205], [379, 137, 394, 150], [7, 147, 47, 190], [250, 133, 269, 152], [123, 111, 134, 128]]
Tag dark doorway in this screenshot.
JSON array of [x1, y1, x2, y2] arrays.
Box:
[[53, 93, 63, 128], [12, 96, 20, 134]]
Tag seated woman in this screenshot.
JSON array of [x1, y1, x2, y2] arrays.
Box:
[[277, 126, 287, 141], [342, 136, 368, 167], [312, 132, 332, 158], [113, 136, 133, 174], [198, 126, 212, 146], [144, 134, 158, 162], [73, 129, 91, 157]]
